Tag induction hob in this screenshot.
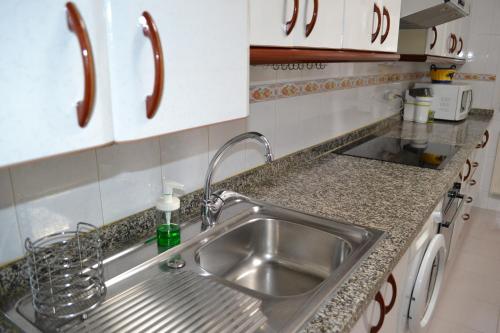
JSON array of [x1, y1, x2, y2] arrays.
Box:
[[336, 135, 460, 170]]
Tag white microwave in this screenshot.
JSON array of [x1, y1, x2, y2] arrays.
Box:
[[414, 83, 473, 121]]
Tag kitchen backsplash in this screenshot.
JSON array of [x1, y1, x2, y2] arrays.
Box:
[[0, 61, 496, 267]]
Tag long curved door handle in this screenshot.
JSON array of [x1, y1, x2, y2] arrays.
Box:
[[372, 3, 382, 43], [286, 0, 299, 35], [457, 37, 463, 55], [370, 292, 386, 333], [430, 27, 437, 50], [142, 11, 165, 119], [381, 6, 390, 44], [305, 0, 318, 37], [384, 274, 397, 313], [66, 2, 96, 128]]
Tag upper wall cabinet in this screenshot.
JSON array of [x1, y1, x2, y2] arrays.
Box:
[[398, 16, 469, 60], [107, 0, 248, 142], [0, 0, 114, 168], [250, 0, 344, 49], [342, 0, 401, 52]]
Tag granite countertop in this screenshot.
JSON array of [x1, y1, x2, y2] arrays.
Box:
[[1, 112, 492, 333], [236, 113, 492, 333]]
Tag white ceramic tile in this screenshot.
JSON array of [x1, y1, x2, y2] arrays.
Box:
[[461, 34, 493, 74], [469, 0, 495, 35], [249, 65, 277, 85], [470, 81, 495, 109], [160, 126, 209, 194], [0, 168, 23, 265], [11, 151, 103, 241], [276, 67, 303, 82], [274, 96, 302, 158], [97, 139, 162, 224], [298, 94, 329, 148], [208, 119, 247, 182], [246, 101, 276, 170]]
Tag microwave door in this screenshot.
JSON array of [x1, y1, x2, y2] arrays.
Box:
[[460, 90, 472, 114]]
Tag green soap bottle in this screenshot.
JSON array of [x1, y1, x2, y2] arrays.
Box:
[[155, 181, 184, 250]]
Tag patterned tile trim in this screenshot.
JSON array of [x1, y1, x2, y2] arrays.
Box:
[[250, 72, 497, 103]]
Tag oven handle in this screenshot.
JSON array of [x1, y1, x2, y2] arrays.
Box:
[[441, 194, 465, 228]]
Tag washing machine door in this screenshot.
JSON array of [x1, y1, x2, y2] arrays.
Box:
[[408, 234, 446, 333]]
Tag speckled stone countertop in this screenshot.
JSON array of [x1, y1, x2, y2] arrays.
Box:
[[235, 112, 493, 333], [0, 111, 492, 332]]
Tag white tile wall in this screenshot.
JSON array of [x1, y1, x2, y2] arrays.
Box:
[[208, 119, 247, 182], [246, 101, 276, 170], [0, 62, 417, 266], [10, 151, 103, 242], [97, 139, 162, 224], [0, 169, 23, 263], [160, 127, 209, 193]]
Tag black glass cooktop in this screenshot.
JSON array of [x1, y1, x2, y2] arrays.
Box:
[[336, 135, 460, 170]]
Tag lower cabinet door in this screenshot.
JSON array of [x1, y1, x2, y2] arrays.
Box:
[[350, 250, 410, 333]]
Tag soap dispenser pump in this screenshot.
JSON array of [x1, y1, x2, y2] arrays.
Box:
[[156, 180, 184, 249]]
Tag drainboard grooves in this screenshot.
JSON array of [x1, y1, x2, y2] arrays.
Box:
[[63, 271, 266, 333]]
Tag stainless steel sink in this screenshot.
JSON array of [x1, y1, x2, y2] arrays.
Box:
[[196, 217, 352, 297], [6, 193, 385, 333]]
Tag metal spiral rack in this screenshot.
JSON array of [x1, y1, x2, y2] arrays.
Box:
[[253, 63, 327, 70], [25, 222, 106, 320]]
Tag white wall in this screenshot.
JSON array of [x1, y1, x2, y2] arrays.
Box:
[[459, 0, 500, 210], [0, 62, 423, 266]]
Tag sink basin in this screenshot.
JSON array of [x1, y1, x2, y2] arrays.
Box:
[[197, 218, 352, 296]]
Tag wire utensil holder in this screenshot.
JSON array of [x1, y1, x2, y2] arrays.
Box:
[[25, 222, 106, 320]]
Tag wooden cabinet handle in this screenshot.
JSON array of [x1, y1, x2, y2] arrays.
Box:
[[66, 2, 95, 128], [472, 162, 479, 167], [466, 196, 473, 203], [463, 213, 471, 221], [286, 0, 299, 36], [430, 26, 437, 49], [384, 274, 397, 313], [381, 6, 390, 44], [469, 179, 477, 186], [449, 33, 457, 53], [462, 159, 472, 181], [457, 37, 463, 55], [372, 3, 382, 43], [142, 11, 164, 120], [305, 0, 318, 37], [482, 130, 490, 148], [371, 292, 386, 333]]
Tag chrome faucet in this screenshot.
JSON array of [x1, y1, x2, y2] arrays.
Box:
[[201, 132, 273, 227]]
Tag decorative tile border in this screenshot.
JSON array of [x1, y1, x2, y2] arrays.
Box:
[[454, 73, 497, 81], [250, 72, 497, 103]]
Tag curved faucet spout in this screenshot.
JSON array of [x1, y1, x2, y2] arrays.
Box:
[[202, 132, 273, 226]]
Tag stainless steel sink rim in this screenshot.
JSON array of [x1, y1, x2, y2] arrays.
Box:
[[7, 193, 385, 333]]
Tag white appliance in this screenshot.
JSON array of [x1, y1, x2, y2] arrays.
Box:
[[398, 200, 447, 333], [414, 83, 473, 121], [400, 0, 470, 29]]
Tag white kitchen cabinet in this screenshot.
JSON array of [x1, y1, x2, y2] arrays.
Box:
[[107, 0, 248, 142], [343, 0, 382, 51], [250, 0, 343, 49], [378, 0, 402, 52], [343, 0, 401, 52], [250, 0, 296, 47], [425, 24, 448, 56], [0, 0, 113, 168]]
